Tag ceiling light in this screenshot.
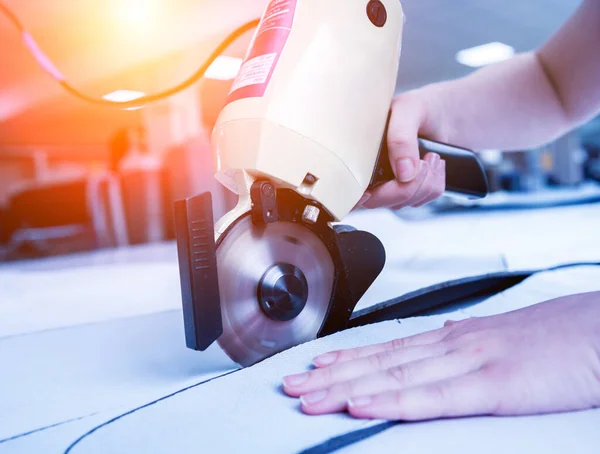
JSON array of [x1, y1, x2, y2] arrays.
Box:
[[205, 56, 243, 81], [456, 42, 515, 68], [103, 90, 145, 110], [117, 0, 159, 26]]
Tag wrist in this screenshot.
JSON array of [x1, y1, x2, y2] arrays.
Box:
[[404, 84, 454, 144]]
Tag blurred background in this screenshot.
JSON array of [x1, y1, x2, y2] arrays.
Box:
[[0, 0, 598, 262]]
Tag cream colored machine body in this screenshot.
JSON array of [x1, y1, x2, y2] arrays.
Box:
[[213, 0, 403, 233], [175, 0, 488, 366]]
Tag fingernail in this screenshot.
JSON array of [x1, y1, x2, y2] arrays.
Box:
[[283, 373, 309, 387], [313, 352, 338, 367], [395, 158, 417, 182], [301, 390, 328, 405], [348, 396, 373, 408], [436, 158, 446, 173], [430, 153, 441, 168], [357, 193, 371, 206]]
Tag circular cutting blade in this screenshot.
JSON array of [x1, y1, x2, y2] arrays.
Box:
[[216, 216, 335, 367]]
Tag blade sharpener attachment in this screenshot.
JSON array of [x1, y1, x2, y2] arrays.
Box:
[[174, 193, 223, 351]]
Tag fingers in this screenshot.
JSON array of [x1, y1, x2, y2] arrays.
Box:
[[357, 92, 446, 210], [347, 370, 498, 421], [364, 161, 428, 209], [283, 343, 448, 398], [386, 97, 423, 183], [310, 326, 451, 368], [364, 154, 445, 210], [298, 351, 483, 415], [404, 155, 438, 207], [354, 154, 444, 210], [393, 153, 445, 209], [413, 157, 446, 208]]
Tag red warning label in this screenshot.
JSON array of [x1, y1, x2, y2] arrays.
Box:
[[227, 0, 297, 104]]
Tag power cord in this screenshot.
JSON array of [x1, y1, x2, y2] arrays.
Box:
[[0, 1, 259, 109]]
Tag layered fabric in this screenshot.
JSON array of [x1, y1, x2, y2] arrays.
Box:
[[1, 203, 599, 453]]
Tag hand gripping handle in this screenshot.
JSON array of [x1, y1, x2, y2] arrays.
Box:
[[369, 116, 489, 200]]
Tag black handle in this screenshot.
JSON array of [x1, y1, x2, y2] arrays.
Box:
[[369, 124, 489, 200]]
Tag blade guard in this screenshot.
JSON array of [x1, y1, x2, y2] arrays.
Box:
[[174, 193, 223, 351], [317, 225, 386, 337]]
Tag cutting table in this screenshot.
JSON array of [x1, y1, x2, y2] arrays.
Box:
[[1, 202, 599, 453]]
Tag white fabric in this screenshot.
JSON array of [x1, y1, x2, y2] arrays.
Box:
[[347, 202, 600, 309], [0, 242, 180, 338], [0, 311, 237, 441], [346, 202, 600, 273], [344, 408, 600, 454], [51, 266, 600, 454], [0, 412, 124, 454], [1, 203, 599, 452], [2, 203, 599, 337], [463, 264, 600, 317], [0, 263, 182, 338]]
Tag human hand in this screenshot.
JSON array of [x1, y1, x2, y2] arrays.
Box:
[[358, 91, 448, 210], [282, 292, 600, 421]]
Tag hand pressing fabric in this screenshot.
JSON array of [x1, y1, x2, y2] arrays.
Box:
[[283, 293, 600, 421]]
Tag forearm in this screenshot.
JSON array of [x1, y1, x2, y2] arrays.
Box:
[[412, 0, 600, 152], [416, 52, 571, 151]]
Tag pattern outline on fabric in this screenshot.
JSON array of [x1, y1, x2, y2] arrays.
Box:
[[299, 421, 400, 454], [63, 370, 239, 454], [60, 262, 600, 453]]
